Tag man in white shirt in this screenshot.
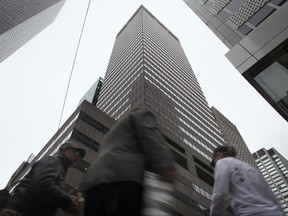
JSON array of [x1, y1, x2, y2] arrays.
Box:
[[209, 145, 284, 216]]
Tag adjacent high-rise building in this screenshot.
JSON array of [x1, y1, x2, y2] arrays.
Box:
[[253, 148, 288, 215], [183, 0, 288, 122], [211, 106, 256, 167], [0, 0, 67, 63], [78, 77, 103, 106]]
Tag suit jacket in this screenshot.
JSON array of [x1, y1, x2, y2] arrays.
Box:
[[79, 109, 174, 191], [5, 155, 72, 216]]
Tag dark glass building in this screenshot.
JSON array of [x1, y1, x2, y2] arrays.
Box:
[[78, 77, 103, 106], [0, 0, 67, 63]]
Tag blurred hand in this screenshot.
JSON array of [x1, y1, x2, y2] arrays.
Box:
[[68, 188, 85, 212], [76, 196, 85, 211], [63, 196, 81, 215]]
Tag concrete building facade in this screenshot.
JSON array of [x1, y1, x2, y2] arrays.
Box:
[[253, 147, 288, 215], [183, 0, 288, 122], [211, 106, 257, 167]]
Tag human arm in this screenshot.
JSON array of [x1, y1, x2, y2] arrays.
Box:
[[210, 160, 230, 216], [29, 157, 77, 210]]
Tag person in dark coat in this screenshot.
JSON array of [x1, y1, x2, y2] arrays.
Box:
[[0, 141, 86, 216], [79, 108, 176, 216]]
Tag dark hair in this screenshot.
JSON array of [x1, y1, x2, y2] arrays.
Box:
[[211, 144, 237, 167], [224, 144, 237, 157]]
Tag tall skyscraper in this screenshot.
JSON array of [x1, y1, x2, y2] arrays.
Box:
[[183, 0, 288, 122], [96, 5, 226, 215], [253, 148, 288, 215], [0, 0, 67, 63], [211, 106, 256, 167]]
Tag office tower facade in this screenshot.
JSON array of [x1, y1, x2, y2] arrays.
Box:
[[211, 106, 256, 167], [253, 148, 288, 215], [96, 5, 226, 215], [78, 77, 103, 106], [183, 0, 288, 122], [0, 0, 67, 63]]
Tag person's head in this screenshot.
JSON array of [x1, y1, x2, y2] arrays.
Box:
[[210, 144, 237, 167], [59, 141, 86, 167]]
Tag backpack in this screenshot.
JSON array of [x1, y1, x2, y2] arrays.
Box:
[[0, 188, 9, 209]]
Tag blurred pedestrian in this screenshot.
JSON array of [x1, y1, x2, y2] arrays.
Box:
[[0, 141, 86, 216], [210, 144, 284, 216], [141, 171, 176, 216], [79, 108, 176, 216]]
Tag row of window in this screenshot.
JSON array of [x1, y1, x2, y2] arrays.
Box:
[[176, 107, 224, 145], [105, 89, 131, 116], [115, 104, 131, 120], [144, 74, 223, 146], [144, 56, 217, 126], [182, 136, 212, 162], [145, 101, 188, 145], [142, 40, 206, 105], [175, 191, 209, 216], [100, 69, 141, 113], [98, 39, 143, 107], [98, 62, 142, 111], [179, 117, 216, 151], [178, 174, 212, 201], [141, 29, 212, 113]]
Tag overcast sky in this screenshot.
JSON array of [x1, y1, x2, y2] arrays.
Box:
[[1, 0, 287, 188]]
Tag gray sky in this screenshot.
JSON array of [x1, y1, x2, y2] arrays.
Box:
[[1, 0, 287, 188]]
